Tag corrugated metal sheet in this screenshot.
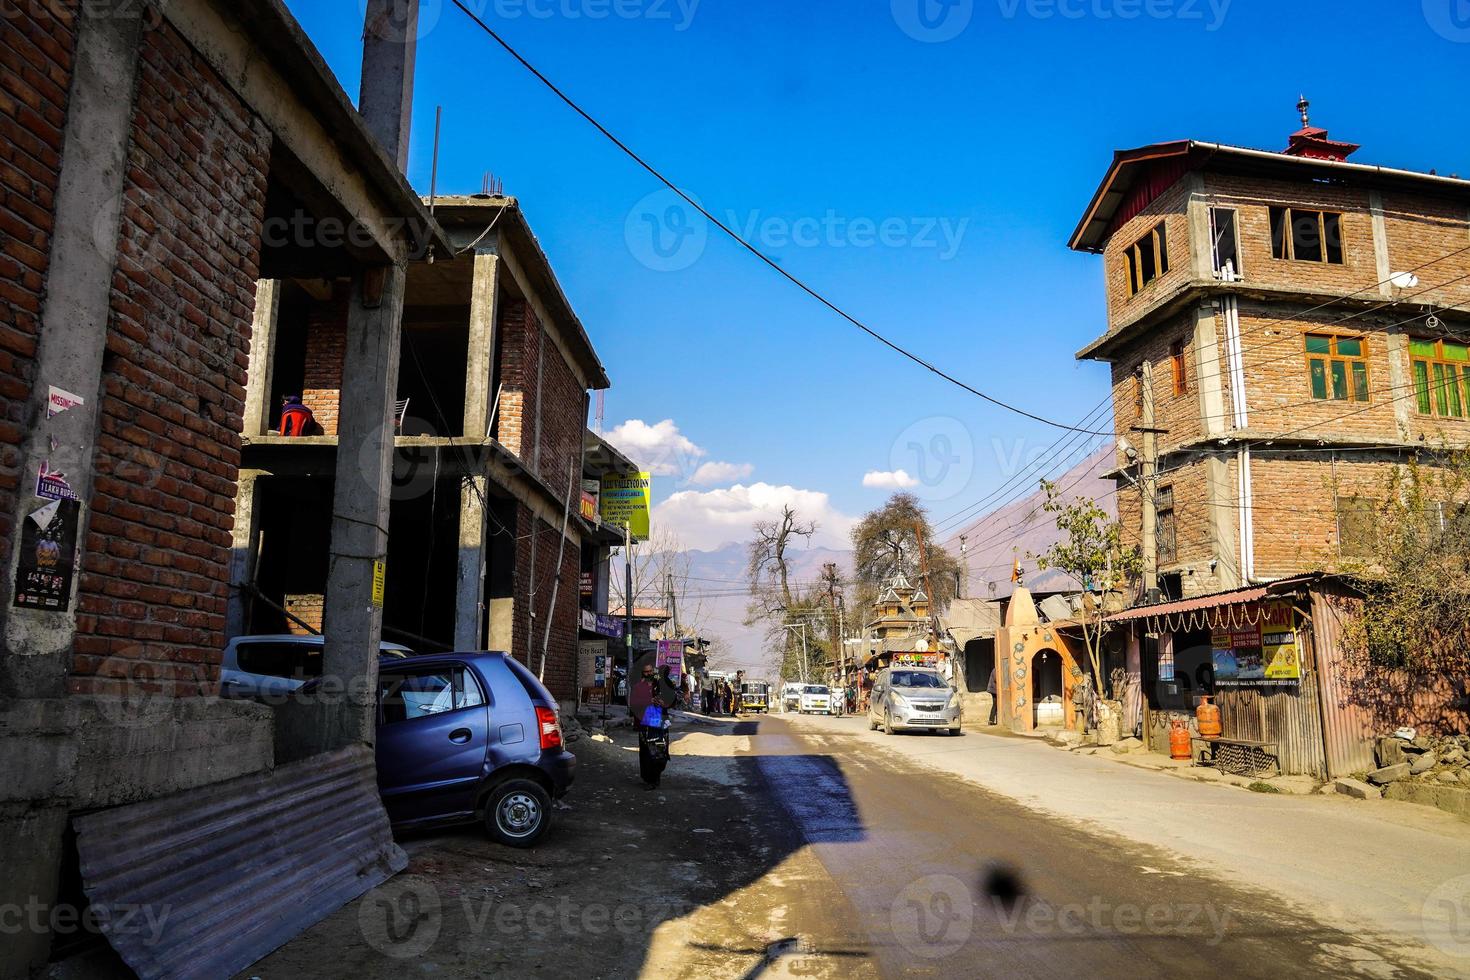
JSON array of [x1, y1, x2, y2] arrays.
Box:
[[74, 745, 406, 980], [1311, 584, 1378, 778]]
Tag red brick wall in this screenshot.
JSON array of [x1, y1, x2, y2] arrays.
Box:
[[494, 296, 588, 505], [0, 6, 75, 588], [1102, 177, 1191, 330], [301, 284, 346, 435], [509, 501, 580, 701], [495, 298, 532, 460], [71, 20, 270, 696], [1379, 191, 1470, 313]]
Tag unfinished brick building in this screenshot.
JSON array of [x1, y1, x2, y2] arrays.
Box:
[[1071, 105, 1470, 600], [233, 196, 618, 703], [0, 0, 447, 973]]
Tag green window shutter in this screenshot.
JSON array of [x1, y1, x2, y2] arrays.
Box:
[[1352, 361, 1369, 402], [1414, 360, 1432, 414], [1330, 360, 1348, 400], [1305, 335, 1332, 355], [1410, 340, 1437, 358], [1310, 359, 1328, 399], [1449, 365, 1464, 418], [1335, 338, 1363, 357], [1434, 363, 1450, 416], [1445, 342, 1470, 362]]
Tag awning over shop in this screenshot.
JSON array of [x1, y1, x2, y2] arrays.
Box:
[[944, 598, 1002, 646], [1105, 576, 1319, 634]]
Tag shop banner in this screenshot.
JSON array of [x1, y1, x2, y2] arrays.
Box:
[[1212, 601, 1300, 684], [579, 491, 599, 523], [581, 639, 607, 687], [656, 639, 683, 684], [600, 472, 651, 540], [595, 613, 625, 640], [580, 571, 594, 597]]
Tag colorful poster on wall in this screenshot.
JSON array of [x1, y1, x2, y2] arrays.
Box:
[[14, 498, 79, 611], [1212, 601, 1299, 684], [599, 472, 651, 540], [581, 639, 607, 687], [656, 639, 683, 684]]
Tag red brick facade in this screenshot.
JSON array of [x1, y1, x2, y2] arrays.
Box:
[[1091, 151, 1470, 597], [0, 7, 75, 587], [71, 20, 271, 695], [300, 284, 347, 435], [509, 501, 580, 699]]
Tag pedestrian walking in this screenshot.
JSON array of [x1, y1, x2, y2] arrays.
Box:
[[986, 668, 998, 725]]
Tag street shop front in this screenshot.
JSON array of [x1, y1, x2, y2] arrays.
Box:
[[1108, 576, 1336, 778]]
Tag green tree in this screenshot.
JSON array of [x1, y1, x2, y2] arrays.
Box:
[[1340, 452, 1470, 680], [1033, 480, 1142, 697], [850, 492, 960, 613]]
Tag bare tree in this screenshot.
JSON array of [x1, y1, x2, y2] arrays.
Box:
[[745, 505, 820, 681], [609, 526, 708, 638]]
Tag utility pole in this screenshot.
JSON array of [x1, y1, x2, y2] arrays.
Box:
[[624, 522, 633, 702], [1136, 360, 1161, 602]]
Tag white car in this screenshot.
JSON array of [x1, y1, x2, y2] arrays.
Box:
[[798, 684, 832, 714], [220, 634, 412, 699]]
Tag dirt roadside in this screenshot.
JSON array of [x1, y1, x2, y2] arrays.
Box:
[[242, 716, 871, 979]]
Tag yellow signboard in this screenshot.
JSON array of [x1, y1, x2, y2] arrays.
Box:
[[371, 560, 386, 609], [599, 472, 651, 540]]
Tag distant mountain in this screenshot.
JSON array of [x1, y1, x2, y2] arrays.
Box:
[[951, 444, 1117, 598], [676, 542, 852, 678]]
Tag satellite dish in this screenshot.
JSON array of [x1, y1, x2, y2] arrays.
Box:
[[1389, 271, 1420, 290]]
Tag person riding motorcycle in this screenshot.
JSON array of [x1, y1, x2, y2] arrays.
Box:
[[631, 664, 673, 789]]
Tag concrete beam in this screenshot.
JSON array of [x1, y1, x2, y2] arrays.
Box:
[[0, 5, 146, 698], [463, 251, 500, 439], [317, 264, 406, 752], [243, 279, 281, 437], [359, 0, 418, 171], [454, 475, 488, 651]]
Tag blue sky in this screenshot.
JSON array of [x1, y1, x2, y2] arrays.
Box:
[[289, 0, 1470, 551]]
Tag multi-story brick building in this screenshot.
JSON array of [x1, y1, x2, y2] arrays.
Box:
[[1071, 104, 1470, 600], [233, 195, 622, 704]]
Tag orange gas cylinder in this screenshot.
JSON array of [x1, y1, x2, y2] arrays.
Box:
[[1196, 696, 1222, 740], [1169, 717, 1192, 760]]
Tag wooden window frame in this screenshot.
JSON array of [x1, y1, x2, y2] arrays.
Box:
[[1123, 221, 1170, 296], [1409, 338, 1470, 419], [1170, 339, 1188, 397], [1304, 333, 1370, 403], [1270, 206, 1345, 265], [1156, 485, 1177, 566]]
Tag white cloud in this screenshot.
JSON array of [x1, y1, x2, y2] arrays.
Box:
[[653, 482, 856, 552], [690, 461, 755, 486], [862, 469, 919, 489], [605, 418, 705, 478]]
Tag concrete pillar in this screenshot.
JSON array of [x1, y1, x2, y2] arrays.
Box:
[[1192, 303, 1227, 439], [359, 0, 419, 171], [463, 251, 500, 439], [226, 470, 267, 640], [1369, 191, 1393, 299], [243, 279, 281, 437], [0, 4, 146, 698], [1186, 172, 1213, 281], [318, 264, 406, 751], [1202, 454, 1240, 590], [454, 475, 488, 650], [1386, 329, 1413, 440]]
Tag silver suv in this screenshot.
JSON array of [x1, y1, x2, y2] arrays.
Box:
[[868, 667, 962, 736], [220, 634, 412, 699]]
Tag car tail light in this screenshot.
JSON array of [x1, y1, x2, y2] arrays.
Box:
[[536, 705, 562, 750]]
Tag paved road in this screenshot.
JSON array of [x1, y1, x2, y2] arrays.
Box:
[[744, 712, 1459, 979]]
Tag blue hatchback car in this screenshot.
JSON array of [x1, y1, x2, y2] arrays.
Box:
[[374, 651, 576, 847]]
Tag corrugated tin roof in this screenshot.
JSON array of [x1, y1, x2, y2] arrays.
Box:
[[74, 746, 405, 980], [1105, 576, 1318, 625]]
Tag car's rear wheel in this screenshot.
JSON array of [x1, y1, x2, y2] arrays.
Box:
[[485, 778, 551, 848]]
